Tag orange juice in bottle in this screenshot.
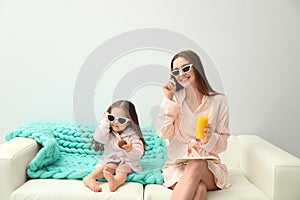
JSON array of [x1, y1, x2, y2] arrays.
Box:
[[195, 115, 209, 140]]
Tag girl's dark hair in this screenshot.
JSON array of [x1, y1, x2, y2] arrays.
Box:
[[94, 100, 146, 152], [171, 50, 219, 96]]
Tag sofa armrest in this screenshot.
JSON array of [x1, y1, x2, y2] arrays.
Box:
[[237, 135, 300, 200], [0, 137, 40, 200]]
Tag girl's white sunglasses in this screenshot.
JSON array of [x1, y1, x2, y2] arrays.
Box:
[[171, 64, 193, 77], [107, 114, 130, 125]]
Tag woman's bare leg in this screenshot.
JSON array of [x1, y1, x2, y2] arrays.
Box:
[[170, 160, 217, 200], [192, 181, 207, 200]]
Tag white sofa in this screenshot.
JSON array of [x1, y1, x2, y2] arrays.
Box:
[[1, 135, 299, 200]]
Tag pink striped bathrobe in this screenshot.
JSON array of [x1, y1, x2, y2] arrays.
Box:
[[156, 89, 231, 189]]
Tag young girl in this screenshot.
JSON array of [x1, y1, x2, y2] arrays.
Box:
[[83, 100, 145, 192]]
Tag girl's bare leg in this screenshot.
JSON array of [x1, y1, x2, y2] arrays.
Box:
[[83, 165, 105, 192], [103, 164, 131, 192], [103, 170, 128, 192], [83, 163, 117, 192], [170, 160, 218, 200], [104, 163, 117, 174]]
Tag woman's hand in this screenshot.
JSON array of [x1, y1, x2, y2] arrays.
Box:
[[163, 77, 176, 100], [189, 139, 201, 152], [189, 123, 212, 147], [204, 123, 212, 140], [122, 142, 133, 152]]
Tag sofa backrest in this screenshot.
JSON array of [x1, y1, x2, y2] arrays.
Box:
[[219, 135, 240, 168]]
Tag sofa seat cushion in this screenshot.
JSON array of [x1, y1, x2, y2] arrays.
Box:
[[11, 179, 143, 200], [144, 167, 270, 200]]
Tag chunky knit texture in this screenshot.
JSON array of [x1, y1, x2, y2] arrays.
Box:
[[5, 122, 166, 184]]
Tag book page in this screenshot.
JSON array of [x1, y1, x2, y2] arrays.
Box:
[[172, 146, 219, 165], [173, 155, 219, 165]]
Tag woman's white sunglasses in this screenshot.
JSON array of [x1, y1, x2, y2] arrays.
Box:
[[107, 114, 130, 125], [171, 64, 193, 77]]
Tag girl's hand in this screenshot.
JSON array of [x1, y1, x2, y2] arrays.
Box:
[[163, 76, 176, 100], [102, 112, 109, 121], [122, 142, 133, 152], [99, 117, 110, 133]]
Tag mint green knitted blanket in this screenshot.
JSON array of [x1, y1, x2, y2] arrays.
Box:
[[5, 122, 166, 184]]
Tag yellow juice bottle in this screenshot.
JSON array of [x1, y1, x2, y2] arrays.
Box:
[[195, 116, 209, 140]]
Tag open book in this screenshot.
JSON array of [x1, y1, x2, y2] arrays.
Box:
[[172, 146, 219, 165]]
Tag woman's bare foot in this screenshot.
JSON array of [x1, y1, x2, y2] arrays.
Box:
[[103, 170, 118, 192], [83, 176, 102, 192]]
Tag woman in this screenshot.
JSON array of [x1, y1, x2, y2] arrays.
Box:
[[156, 50, 231, 200]]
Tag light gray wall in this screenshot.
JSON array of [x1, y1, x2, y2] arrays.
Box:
[[1, 0, 299, 157]]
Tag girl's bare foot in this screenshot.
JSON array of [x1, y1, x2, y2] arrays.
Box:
[[103, 170, 118, 192], [83, 176, 102, 192]]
